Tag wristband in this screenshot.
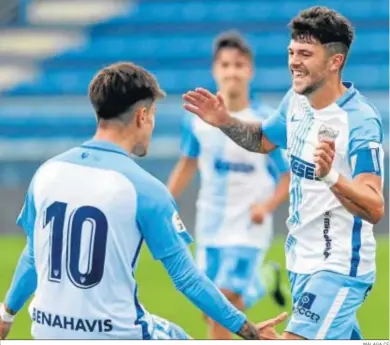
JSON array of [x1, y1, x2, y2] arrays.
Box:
[[0, 304, 15, 323], [321, 169, 339, 187]]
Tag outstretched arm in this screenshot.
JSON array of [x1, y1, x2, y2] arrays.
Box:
[[137, 187, 287, 340], [219, 117, 276, 153], [182, 88, 288, 154], [161, 246, 287, 339]]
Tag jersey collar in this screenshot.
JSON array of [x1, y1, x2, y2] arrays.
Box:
[[335, 81, 357, 108], [81, 139, 129, 158]]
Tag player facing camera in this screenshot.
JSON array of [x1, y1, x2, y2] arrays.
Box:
[[212, 31, 253, 102], [88, 62, 166, 157], [288, 6, 354, 97]]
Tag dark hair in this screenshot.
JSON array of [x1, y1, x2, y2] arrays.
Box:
[[289, 6, 354, 68], [88, 62, 166, 121], [213, 31, 253, 61]]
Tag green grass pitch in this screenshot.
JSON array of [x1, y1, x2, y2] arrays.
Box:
[[1, 236, 388, 340]]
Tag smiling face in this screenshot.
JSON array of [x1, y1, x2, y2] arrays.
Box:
[[288, 39, 332, 96]]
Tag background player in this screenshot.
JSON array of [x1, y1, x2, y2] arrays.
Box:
[[182, 6, 384, 340], [0, 62, 288, 340], [168, 31, 290, 340]]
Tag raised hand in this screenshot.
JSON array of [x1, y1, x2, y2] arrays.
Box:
[[182, 88, 231, 127], [314, 139, 336, 178]]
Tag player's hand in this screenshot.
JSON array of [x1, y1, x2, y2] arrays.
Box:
[[0, 319, 12, 340], [182, 88, 232, 127], [251, 203, 268, 224], [314, 139, 335, 178], [0, 304, 13, 340], [256, 311, 288, 340]]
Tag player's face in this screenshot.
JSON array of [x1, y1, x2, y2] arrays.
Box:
[[213, 48, 253, 98], [288, 39, 331, 95], [132, 102, 156, 157]]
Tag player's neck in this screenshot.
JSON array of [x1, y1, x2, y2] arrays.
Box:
[[93, 127, 136, 155], [222, 93, 250, 113], [308, 79, 347, 110]]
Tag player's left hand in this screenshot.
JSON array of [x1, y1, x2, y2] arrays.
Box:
[[0, 304, 13, 340], [256, 311, 288, 340], [314, 139, 336, 178], [251, 203, 268, 224]]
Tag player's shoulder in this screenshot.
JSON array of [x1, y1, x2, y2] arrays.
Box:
[[339, 85, 382, 126], [28, 148, 79, 189], [118, 159, 173, 206]]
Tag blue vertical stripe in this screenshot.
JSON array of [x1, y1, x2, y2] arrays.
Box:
[[350, 217, 362, 277], [132, 239, 151, 339], [288, 103, 314, 226]]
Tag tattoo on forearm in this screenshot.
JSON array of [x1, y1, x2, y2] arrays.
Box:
[[220, 119, 263, 153], [236, 321, 260, 340]]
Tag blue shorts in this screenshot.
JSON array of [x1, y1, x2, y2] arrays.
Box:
[[196, 246, 263, 295], [150, 315, 191, 339], [286, 270, 375, 340]]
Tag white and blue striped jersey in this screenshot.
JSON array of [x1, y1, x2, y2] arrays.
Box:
[[262, 82, 384, 277], [181, 105, 289, 249], [17, 140, 193, 339]]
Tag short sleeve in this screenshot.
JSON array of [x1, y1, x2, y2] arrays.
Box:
[[269, 148, 290, 175], [348, 116, 383, 156], [262, 89, 292, 149], [348, 105, 384, 178], [180, 114, 200, 158], [136, 182, 193, 260], [16, 181, 36, 238]]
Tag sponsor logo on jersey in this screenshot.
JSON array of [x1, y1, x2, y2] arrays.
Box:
[[172, 211, 186, 233], [32, 308, 113, 333], [292, 292, 320, 323], [323, 211, 332, 260], [290, 155, 320, 181]]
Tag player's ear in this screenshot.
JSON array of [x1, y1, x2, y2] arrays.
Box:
[[134, 105, 148, 128], [329, 53, 345, 73]]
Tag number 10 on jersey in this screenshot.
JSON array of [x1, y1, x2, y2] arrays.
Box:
[[44, 201, 108, 289]]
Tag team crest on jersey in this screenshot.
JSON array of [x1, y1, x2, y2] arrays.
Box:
[[318, 124, 339, 141], [172, 211, 186, 233]]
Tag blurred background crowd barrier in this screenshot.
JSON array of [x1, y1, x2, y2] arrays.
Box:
[[0, 0, 388, 235]]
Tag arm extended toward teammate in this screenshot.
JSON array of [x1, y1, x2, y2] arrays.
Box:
[[161, 246, 287, 339], [167, 157, 198, 199], [182, 88, 278, 154]]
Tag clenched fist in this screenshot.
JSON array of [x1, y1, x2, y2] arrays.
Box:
[[314, 139, 335, 178]]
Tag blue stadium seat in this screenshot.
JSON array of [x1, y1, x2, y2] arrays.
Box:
[[51, 31, 388, 63], [0, 0, 388, 162], [6, 63, 389, 96], [97, 0, 389, 25]]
